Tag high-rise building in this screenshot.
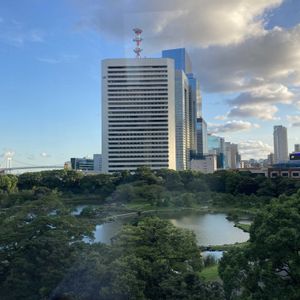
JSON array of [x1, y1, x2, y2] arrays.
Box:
[[225, 142, 240, 169], [162, 48, 202, 169], [196, 117, 208, 155], [101, 58, 176, 173], [273, 125, 288, 163], [207, 134, 225, 169]]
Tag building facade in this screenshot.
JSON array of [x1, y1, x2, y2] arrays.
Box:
[[273, 125, 288, 163], [225, 142, 240, 169], [162, 48, 203, 169], [190, 154, 217, 174], [207, 134, 225, 169], [102, 58, 176, 173]]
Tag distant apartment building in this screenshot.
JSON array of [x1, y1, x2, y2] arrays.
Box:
[[71, 157, 94, 171], [273, 125, 288, 163], [294, 144, 300, 152], [225, 142, 240, 169], [101, 58, 176, 173], [70, 154, 102, 172]]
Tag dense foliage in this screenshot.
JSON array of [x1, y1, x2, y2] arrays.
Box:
[[219, 190, 300, 299], [0, 190, 224, 299], [1, 168, 300, 299], [1, 168, 300, 209], [53, 217, 224, 300]]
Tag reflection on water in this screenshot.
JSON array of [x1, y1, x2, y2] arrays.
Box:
[[93, 221, 123, 244], [169, 212, 249, 246], [91, 212, 249, 246], [202, 250, 223, 260]]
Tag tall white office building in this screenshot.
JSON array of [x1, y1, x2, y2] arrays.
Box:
[[273, 125, 288, 163], [102, 58, 176, 173]]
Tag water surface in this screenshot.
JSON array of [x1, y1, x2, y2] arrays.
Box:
[[91, 211, 249, 246]]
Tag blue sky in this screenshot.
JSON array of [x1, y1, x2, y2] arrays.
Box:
[[1, 0, 300, 168]]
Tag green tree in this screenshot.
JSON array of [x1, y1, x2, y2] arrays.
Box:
[[0, 192, 93, 300], [0, 174, 18, 193], [219, 190, 300, 299]]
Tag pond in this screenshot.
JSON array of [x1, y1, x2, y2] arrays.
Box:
[[89, 211, 249, 246]]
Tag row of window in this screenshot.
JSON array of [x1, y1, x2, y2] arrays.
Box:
[[109, 114, 168, 122], [270, 172, 300, 177], [109, 155, 168, 159], [107, 79, 168, 83], [108, 106, 168, 110], [108, 85, 168, 88], [109, 159, 169, 163], [107, 70, 168, 74], [108, 137, 168, 141], [108, 88, 168, 92], [108, 93, 168, 97], [107, 65, 167, 69], [109, 124, 168, 128], [108, 110, 168, 114], [108, 101, 167, 105], [108, 75, 168, 78]]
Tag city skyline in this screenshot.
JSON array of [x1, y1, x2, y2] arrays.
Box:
[[1, 0, 300, 167]]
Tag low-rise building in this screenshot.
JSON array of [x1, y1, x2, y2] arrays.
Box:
[[70, 154, 102, 173], [190, 154, 217, 174]]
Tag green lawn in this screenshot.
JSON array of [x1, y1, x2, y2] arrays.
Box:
[[235, 222, 251, 232], [200, 265, 220, 282]]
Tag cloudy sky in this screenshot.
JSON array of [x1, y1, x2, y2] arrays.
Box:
[[1, 0, 300, 167]]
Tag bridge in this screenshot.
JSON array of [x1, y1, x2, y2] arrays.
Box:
[[1, 165, 64, 171], [0, 155, 65, 174]]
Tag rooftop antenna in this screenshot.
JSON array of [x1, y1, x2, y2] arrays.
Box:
[[133, 28, 143, 58]]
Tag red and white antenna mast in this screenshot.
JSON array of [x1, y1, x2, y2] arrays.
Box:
[[133, 28, 143, 58]]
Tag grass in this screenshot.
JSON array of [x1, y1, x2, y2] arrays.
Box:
[[235, 222, 251, 232], [200, 265, 220, 282]]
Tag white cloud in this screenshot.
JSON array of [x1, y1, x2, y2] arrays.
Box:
[[0, 20, 44, 46], [227, 104, 279, 120], [239, 140, 273, 159], [208, 120, 260, 134], [73, 0, 283, 47], [40, 152, 51, 158], [228, 84, 294, 105], [191, 25, 300, 93], [287, 115, 300, 127]]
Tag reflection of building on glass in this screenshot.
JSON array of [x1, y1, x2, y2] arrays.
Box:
[[162, 48, 202, 170], [196, 117, 208, 156], [207, 134, 225, 169]]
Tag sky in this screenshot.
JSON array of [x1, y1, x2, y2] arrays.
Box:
[[0, 0, 300, 168]]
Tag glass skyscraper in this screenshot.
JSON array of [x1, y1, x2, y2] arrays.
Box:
[[207, 134, 225, 169]]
